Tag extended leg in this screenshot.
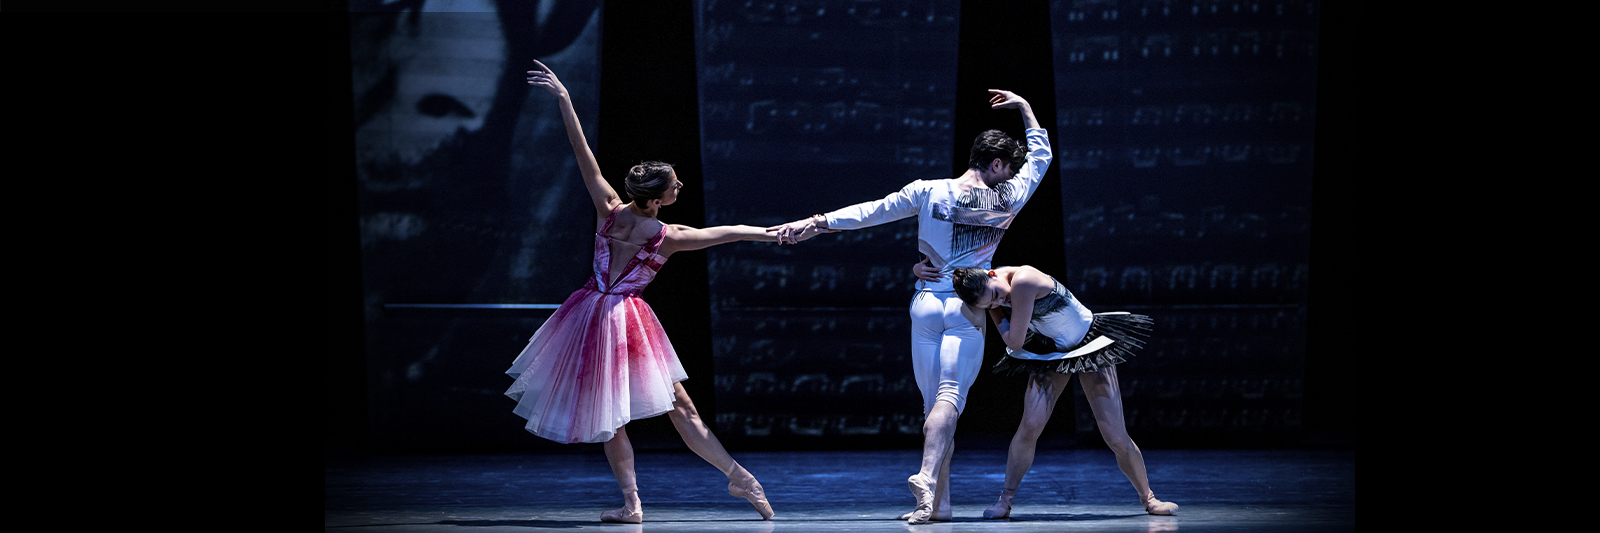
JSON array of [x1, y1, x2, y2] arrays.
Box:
[[600, 426, 643, 523], [986, 371, 1072, 519], [665, 382, 774, 520], [1079, 366, 1177, 515]]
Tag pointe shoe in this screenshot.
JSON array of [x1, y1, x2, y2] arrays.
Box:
[[983, 488, 1016, 519], [906, 473, 936, 524], [728, 475, 775, 520], [1143, 496, 1179, 516], [600, 507, 643, 524]]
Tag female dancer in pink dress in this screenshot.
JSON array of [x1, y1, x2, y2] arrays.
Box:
[[505, 60, 822, 524], [919, 263, 1179, 517]]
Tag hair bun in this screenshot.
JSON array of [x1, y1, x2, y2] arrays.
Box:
[[625, 161, 675, 202]]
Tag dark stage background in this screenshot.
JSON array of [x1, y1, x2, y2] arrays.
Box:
[[326, 0, 1354, 456]]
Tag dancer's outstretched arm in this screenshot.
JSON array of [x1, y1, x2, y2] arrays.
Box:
[[766, 214, 834, 245], [766, 184, 922, 244], [661, 223, 826, 257], [528, 59, 620, 217], [771, 92, 1038, 246]]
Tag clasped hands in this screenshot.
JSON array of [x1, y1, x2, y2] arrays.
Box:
[[765, 215, 838, 245]]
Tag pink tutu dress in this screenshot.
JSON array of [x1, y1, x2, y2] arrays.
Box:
[[504, 207, 688, 444]]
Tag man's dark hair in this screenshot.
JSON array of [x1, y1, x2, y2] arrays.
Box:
[[966, 129, 1027, 175]]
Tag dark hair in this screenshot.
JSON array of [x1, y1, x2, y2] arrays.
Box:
[[966, 129, 1027, 175], [950, 267, 993, 307], [625, 161, 675, 202]]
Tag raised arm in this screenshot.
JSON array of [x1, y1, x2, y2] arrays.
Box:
[[661, 223, 827, 256], [528, 59, 621, 216], [989, 89, 1040, 131], [991, 90, 1053, 208]]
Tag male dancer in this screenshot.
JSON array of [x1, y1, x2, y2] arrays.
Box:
[[769, 89, 1051, 524]]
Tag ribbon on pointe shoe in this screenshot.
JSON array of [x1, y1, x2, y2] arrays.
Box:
[[983, 488, 1017, 519]]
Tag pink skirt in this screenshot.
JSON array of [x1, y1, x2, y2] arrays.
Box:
[[504, 288, 687, 444]]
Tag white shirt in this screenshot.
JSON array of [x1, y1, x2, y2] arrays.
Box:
[[823, 128, 1053, 292]]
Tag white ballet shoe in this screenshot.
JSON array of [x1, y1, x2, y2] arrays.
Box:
[[906, 473, 936, 524], [897, 509, 951, 522]]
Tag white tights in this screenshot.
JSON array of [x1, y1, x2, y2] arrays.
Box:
[[906, 290, 986, 514], [909, 290, 986, 415]]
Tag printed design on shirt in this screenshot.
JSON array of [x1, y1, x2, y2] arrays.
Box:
[[948, 181, 1019, 254]]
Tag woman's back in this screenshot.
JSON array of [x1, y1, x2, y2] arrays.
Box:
[[598, 207, 667, 287], [589, 207, 671, 296]]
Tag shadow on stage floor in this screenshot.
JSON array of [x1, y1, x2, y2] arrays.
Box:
[[326, 448, 1353, 532]]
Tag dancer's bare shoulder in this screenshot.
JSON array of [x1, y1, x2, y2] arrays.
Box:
[[600, 210, 665, 246], [1011, 265, 1053, 292]]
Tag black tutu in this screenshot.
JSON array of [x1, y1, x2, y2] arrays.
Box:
[[991, 312, 1154, 376]]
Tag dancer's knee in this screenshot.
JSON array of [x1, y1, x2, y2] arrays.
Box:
[[922, 399, 962, 439], [603, 427, 632, 455], [669, 386, 701, 422], [1015, 413, 1049, 442], [1014, 381, 1059, 441], [669, 402, 701, 426], [932, 386, 966, 416], [1101, 430, 1138, 456]]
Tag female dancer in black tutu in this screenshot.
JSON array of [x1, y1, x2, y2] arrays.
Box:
[[922, 263, 1180, 517]]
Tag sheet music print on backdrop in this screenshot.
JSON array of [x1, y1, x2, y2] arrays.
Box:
[[1049, 0, 1318, 444], [695, 0, 961, 446]]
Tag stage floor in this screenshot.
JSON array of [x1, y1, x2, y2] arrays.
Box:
[[326, 448, 1354, 532]]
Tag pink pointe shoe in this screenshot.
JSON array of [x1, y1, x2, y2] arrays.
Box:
[[1143, 495, 1179, 516], [983, 488, 1016, 519], [599, 507, 642, 524], [728, 473, 775, 520]]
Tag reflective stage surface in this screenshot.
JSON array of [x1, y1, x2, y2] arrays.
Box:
[[326, 448, 1352, 532]]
